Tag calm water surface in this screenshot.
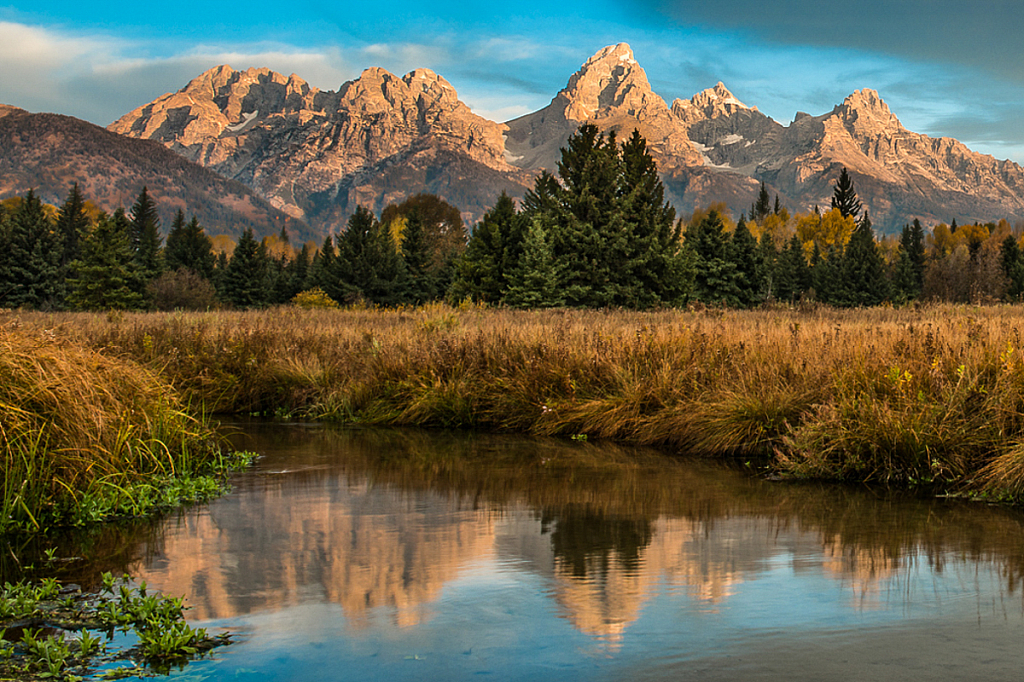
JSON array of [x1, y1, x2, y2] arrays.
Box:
[[16, 423, 1024, 680]]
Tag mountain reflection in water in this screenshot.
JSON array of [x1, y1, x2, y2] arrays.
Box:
[[8, 423, 1024, 680]]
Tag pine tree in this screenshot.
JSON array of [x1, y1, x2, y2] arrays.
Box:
[[831, 167, 862, 220], [1000, 235, 1024, 300], [756, 231, 778, 301], [616, 128, 682, 307], [308, 235, 337, 292], [894, 220, 926, 301], [686, 210, 742, 306], [813, 243, 845, 305], [1, 189, 64, 309], [774, 235, 810, 302], [336, 206, 406, 306], [547, 124, 622, 307], [730, 217, 762, 307], [505, 219, 564, 309], [164, 210, 215, 279], [448, 193, 518, 303], [69, 209, 145, 310], [840, 213, 889, 306], [221, 228, 270, 308], [284, 243, 313, 300], [129, 187, 164, 288], [0, 205, 11, 304], [400, 210, 439, 304], [751, 181, 771, 224], [521, 171, 561, 217], [55, 184, 90, 276]]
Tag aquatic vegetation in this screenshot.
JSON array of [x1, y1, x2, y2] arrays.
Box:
[[9, 303, 1024, 500], [0, 572, 227, 680]]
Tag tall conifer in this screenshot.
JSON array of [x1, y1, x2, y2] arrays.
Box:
[[69, 209, 144, 310], [2, 189, 64, 309]]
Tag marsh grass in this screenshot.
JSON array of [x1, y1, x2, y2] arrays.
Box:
[[10, 303, 1024, 500], [0, 326, 233, 534]]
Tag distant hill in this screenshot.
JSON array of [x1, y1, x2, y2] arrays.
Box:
[[0, 105, 313, 242]]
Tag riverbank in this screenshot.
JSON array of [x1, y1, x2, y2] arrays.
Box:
[[0, 325, 249, 535], [6, 303, 1024, 501]]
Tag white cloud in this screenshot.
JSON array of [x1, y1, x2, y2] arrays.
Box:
[[0, 21, 358, 123]]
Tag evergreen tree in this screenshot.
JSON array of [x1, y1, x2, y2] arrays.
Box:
[[448, 193, 519, 303], [308, 235, 337, 292], [212, 250, 229, 297], [221, 228, 270, 308], [284, 243, 313, 300], [69, 209, 145, 310], [730, 217, 762, 307], [774, 235, 810, 302], [893, 220, 926, 301], [616, 128, 683, 307], [831, 167, 862, 220], [840, 213, 889, 306], [686, 210, 742, 306], [0, 189, 64, 309], [751, 181, 771, 224], [547, 124, 622, 307], [129, 187, 164, 287], [400, 210, 439, 304], [55, 184, 90, 277], [0, 205, 11, 304], [505, 219, 564, 309], [164, 210, 215, 279], [335, 206, 406, 306], [756, 231, 778, 301], [1000, 235, 1024, 300], [813, 243, 845, 305]]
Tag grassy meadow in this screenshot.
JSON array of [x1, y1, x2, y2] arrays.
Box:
[[6, 302, 1024, 503]]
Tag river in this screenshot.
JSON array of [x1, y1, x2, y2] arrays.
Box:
[[9, 422, 1024, 680]]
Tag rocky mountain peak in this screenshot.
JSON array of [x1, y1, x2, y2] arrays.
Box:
[[832, 88, 904, 136], [504, 43, 701, 172], [671, 82, 755, 126], [559, 42, 665, 122], [110, 61, 524, 226]]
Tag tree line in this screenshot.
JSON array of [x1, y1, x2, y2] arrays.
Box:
[[4, 125, 1024, 311]]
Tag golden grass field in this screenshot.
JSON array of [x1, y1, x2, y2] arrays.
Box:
[[7, 302, 1024, 505]]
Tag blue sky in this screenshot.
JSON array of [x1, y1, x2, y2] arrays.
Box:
[[3, 0, 1024, 162]]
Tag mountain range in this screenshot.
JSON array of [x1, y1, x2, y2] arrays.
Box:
[[7, 43, 1024, 237]]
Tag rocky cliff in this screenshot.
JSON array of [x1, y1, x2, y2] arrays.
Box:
[[110, 65, 534, 230], [683, 87, 1024, 227]]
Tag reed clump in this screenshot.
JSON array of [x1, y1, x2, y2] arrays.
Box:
[[9, 303, 1024, 501], [0, 325, 231, 534]]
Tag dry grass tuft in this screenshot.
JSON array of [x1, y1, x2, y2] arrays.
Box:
[[0, 326, 222, 532]]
